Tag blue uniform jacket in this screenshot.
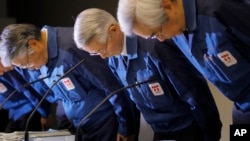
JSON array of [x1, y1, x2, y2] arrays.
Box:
[[108, 36, 221, 140], [0, 70, 50, 121], [15, 67, 56, 103], [36, 26, 136, 135], [172, 0, 250, 112]]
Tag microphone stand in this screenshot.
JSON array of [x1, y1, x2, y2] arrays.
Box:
[[75, 78, 155, 141], [24, 58, 85, 141]]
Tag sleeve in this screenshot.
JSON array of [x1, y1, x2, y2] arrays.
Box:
[[14, 67, 56, 103], [108, 58, 141, 136], [5, 70, 51, 117], [0, 74, 42, 121], [0, 78, 30, 109]]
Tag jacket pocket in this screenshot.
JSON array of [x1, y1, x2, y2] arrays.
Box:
[[204, 35, 250, 83]]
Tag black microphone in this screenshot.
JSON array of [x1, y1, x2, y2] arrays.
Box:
[[24, 58, 85, 141], [75, 78, 156, 141], [0, 74, 50, 110]]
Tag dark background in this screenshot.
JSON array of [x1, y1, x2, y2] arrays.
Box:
[[6, 0, 118, 27]]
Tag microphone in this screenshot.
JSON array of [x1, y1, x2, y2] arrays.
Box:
[[24, 58, 85, 141], [0, 74, 50, 110], [75, 78, 156, 141]]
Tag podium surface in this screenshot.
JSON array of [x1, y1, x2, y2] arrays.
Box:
[[0, 129, 74, 141], [27, 135, 75, 141]]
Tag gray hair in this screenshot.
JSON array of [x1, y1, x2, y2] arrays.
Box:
[[0, 24, 40, 66], [117, 0, 168, 36], [73, 8, 117, 49]]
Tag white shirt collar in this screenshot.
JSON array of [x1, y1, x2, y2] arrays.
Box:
[[120, 36, 127, 56]]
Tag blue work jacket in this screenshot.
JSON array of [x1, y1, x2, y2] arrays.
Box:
[[172, 0, 250, 112], [35, 26, 136, 135], [15, 68, 56, 103], [0, 70, 49, 121], [108, 36, 221, 140]]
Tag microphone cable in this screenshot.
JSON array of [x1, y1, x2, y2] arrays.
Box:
[[0, 75, 50, 109], [75, 78, 156, 141], [24, 58, 85, 141]]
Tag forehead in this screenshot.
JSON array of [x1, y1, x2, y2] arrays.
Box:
[[133, 22, 158, 38]]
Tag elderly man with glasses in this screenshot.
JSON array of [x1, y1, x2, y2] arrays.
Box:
[[73, 8, 222, 141], [0, 24, 139, 141], [116, 0, 250, 125]]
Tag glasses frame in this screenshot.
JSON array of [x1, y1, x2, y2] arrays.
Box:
[[149, 24, 163, 39], [89, 34, 109, 56]]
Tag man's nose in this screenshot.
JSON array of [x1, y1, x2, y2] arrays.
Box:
[[100, 54, 108, 59]]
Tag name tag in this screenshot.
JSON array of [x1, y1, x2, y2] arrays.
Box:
[[0, 83, 8, 93], [148, 82, 164, 96], [217, 50, 237, 67], [61, 77, 75, 91]]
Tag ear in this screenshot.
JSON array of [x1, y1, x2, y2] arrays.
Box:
[[110, 24, 117, 31], [27, 38, 37, 47], [162, 0, 172, 10], [108, 24, 120, 36]]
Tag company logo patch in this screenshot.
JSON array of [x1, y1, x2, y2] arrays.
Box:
[[217, 51, 237, 67], [148, 82, 164, 96], [61, 77, 75, 91]]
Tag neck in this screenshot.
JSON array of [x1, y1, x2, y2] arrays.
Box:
[[41, 29, 48, 45], [178, 0, 187, 30], [41, 29, 49, 64]]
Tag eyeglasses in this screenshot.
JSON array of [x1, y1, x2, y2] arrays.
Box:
[[89, 34, 109, 56]]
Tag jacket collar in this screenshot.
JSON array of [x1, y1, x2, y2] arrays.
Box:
[[125, 36, 138, 59], [183, 0, 197, 32], [115, 36, 138, 60]]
